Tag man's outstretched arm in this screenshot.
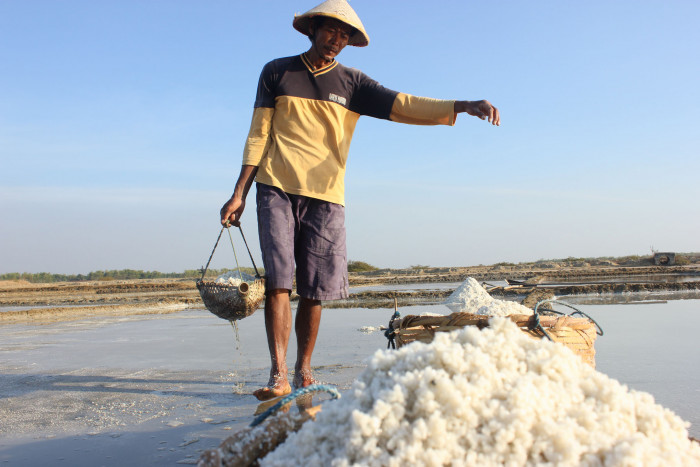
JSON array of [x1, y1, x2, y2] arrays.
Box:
[[382, 93, 500, 127], [220, 164, 258, 227], [454, 100, 500, 126]]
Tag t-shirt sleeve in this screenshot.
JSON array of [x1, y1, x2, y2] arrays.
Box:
[[349, 72, 455, 125], [253, 61, 278, 109], [242, 62, 279, 166], [241, 107, 274, 166], [389, 93, 456, 126], [348, 72, 399, 120]]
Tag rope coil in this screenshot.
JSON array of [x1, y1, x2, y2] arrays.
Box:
[[250, 384, 341, 427]]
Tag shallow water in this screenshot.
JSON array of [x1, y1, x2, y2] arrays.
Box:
[[0, 303, 119, 313], [591, 299, 700, 434], [349, 281, 463, 293], [518, 274, 700, 285], [0, 307, 385, 466], [0, 298, 698, 465]]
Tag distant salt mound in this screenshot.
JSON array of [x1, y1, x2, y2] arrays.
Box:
[[214, 271, 255, 286], [261, 319, 700, 466], [444, 277, 533, 316]]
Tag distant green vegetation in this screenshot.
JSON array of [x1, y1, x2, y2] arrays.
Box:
[[347, 261, 379, 272], [563, 256, 590, 263], [0, 268, 262, 284], [516, 253, 700, 267]]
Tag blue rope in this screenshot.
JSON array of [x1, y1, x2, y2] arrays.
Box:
[[533, 299, 604, 336], [249, 384, 341, 427]]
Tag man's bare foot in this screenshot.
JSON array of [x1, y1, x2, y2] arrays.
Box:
[[292, 368, 317, 390], [253, 374, 291, 401]]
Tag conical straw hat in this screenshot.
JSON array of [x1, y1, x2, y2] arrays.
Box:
[[293, 0, 369, 47]]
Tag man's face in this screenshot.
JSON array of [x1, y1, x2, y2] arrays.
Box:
[[310, 18, 353, 61]]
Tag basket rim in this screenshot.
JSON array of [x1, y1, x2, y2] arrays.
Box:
[[393, 312, 595, 330], [197, 277, 265, 286]]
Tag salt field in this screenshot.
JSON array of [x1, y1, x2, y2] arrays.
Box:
[[1, 296, 699, 465]]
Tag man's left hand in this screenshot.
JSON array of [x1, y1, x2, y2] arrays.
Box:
[[455, 100, 500, 126]]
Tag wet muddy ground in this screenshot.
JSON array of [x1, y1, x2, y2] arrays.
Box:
[[0, 307, 382, 466]]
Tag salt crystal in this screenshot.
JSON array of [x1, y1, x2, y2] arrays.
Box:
[[444, 277, 533, 316], [214, 271, 255, 287]]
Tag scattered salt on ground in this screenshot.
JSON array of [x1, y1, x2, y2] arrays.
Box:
[[261, 318, 700, 466], [444, 277, 534, 316], [214, 271, 255, 287]]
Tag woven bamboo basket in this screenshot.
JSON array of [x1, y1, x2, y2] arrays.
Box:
[[197, 277, 265, 321], [197, 225, 265, 321], [392, 312, 599, 367]]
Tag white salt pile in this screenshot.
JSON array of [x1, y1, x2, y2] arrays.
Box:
[[260, 318, 700, 466], [444, 277, 534, 316], [214, 271, 255, 286]]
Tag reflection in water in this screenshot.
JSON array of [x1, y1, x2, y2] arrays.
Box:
[[589, 299, 700, 437], [563, 290, 700, 305], [349, 281, 464, 293], [0, 303, 119, 313], [350, 274, 700, 294]]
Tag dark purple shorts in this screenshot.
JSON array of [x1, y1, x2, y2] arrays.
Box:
[[256, 183, 349, 301]]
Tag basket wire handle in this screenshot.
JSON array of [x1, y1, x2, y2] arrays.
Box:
[[199, 227, 226, 282], [199, 224, 262, 282], [226, 227, 243, 280], [534, 299, 604, 336]]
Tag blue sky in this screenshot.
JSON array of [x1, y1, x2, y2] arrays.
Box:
[[1, 0, 699, 274]]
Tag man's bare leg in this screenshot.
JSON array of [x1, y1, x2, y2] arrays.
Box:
[[254, 289, 293, 401], [293, 297, 322, 389]]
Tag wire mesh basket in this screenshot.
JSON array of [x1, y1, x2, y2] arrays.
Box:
[[196, 225, 265, 321]]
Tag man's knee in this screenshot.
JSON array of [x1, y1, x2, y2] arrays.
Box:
[[265, 289, 291, 311]]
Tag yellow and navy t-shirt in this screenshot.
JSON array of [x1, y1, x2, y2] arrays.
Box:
[[242, 54, 456, 206]]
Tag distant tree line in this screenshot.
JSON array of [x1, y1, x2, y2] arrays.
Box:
[[0, 268, 262, 283], [8, 253, 693, 284], [1, 261, 385, 283], [347, 261, 379, 272]]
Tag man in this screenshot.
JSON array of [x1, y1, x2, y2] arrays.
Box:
[[220, 0, 499, 401]]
